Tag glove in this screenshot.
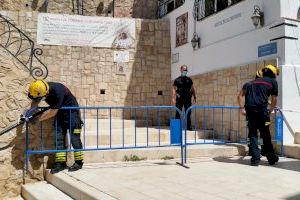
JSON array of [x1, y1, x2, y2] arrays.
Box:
[[19, 114, 32, 122]]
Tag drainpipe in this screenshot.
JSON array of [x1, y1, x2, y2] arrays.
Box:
[[45, 0, 48, 12], [112, 0, 115, 17]]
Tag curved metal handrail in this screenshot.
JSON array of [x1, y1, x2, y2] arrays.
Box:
[[0, 13, 48, 80]]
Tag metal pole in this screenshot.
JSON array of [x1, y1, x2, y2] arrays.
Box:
[[76, 0, 80, 14], [81, 0, 84, 15], [112, 0, 115, 17], [25, 122, 30, 175], [72, 0, 75, 13], [45, 0, 49, 12]]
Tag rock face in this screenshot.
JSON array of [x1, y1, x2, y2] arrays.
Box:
[[0, 10, 171, 198], [0, 49, 37, 199], [0, 0, 158, 19]]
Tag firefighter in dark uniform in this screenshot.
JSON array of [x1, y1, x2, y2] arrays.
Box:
[[28, 80, 83, 173], [172, 65, 197, 130], [238, 65, 279, 166], [247, 68, 266, 157]]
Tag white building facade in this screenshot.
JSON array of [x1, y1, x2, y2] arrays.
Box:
[[163, 0, 300, 144]]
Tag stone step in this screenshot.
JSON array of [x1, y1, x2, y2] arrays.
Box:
[[45, 171, 116, 200], [82, 144, 246, 163], [275, 143, 300, 160], [21, 181, 73, 200], [46, 144, 246, 200], [295, 132, 300, 144], [80, 128, 215, 146], [83, 119, 151, 131]]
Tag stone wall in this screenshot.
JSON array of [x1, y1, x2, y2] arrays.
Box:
[[0, 49, 57, 199], [0, 10, 170, 198], [0, 0, 158, 19], [190, 59, 277, 140]]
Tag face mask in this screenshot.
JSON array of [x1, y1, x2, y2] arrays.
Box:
[[181, 71, 187, 76]]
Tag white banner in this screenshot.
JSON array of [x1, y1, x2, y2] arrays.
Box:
[[37, 13, 136, 48]]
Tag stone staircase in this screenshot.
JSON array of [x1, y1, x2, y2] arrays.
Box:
[[22, 144, 247, 200], [80, 118, 221, 163], [21, 119, 248, 200], [279, 132, 300, 159], [22, 182, 73, 200]]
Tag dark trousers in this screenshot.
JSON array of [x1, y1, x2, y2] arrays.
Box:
[[175, 97, 192, 129], [246, 108, 275, 161], [54, 111, 83, 163]]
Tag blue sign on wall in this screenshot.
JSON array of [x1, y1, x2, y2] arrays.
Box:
[[258, 42, 277, 57]]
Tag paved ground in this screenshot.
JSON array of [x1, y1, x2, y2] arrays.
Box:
[[62, 156, 300, 200]]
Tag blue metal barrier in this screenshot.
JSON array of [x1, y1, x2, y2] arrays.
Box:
[[24, 105, 286, 171], [183, 106, 246, 163], [170, 119, 182, 144], [275, 109, 284, 156], [183, 106, 285, 163], [25, 106, 184, 173]]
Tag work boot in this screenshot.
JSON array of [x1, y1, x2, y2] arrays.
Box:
[[250, 158, 260, 166], [50, 162, 66, 174], [68, 161, 83, 172], [267, 154, 279, 165]]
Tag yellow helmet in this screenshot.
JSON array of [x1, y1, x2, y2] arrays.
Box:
[[256, 69, 263, 78], [263, 64, 280, 76], [28, 80, 49, 100]]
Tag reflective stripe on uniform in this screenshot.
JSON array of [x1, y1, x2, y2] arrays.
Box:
[[74, 151, 83, 161], [55, 152, 66, 157], [73, 129, 81, 135], [55, 152, 66, 162], [265, 121, 271, 126], [55, 158, 66, 162]]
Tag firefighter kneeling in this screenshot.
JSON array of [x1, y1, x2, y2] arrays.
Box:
[[28, 80, 84, 173]]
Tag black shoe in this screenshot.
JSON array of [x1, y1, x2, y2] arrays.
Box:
[[68, 162, 83, 172], [268, 155, 279, 165], [187, 127, 193, 131], [250, 158, 260, 166], [50, 162, 66, 174]]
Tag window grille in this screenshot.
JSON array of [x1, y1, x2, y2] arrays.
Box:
[[194, 0, 243, 21], [158, 0, 185, 18]]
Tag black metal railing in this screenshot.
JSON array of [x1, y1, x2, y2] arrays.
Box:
[[158, 0, 185, 18], [0, 13, 48, 79], [72, 0, 85, 15], [194, 0, 244, 21]]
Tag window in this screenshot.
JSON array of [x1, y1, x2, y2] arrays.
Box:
[[205, 0, 215, 17], [158, 0, 185, 18], [167, 1, 175, 13], [195, 0, 244, 21], [231, 0, 243, 5], [217, 0, 228, 12]]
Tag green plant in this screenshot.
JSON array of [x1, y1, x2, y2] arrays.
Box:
[[123, 154, 146, 162], [161, 156, 174, 160]]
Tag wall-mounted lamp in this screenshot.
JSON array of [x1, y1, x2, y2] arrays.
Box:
[[251, 5, 264, 28], [191, 32, 200, 50]]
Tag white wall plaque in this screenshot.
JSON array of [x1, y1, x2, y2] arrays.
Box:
[[116, 62, 127, 75], [114, 51, 129, 63]]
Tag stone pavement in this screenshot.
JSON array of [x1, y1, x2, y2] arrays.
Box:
[[56, 156, 300, 200]]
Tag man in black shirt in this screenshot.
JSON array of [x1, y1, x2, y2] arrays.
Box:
[[238, 65, 279, 166], [172, 65, 197, 130], [28, 80, 83, 173]]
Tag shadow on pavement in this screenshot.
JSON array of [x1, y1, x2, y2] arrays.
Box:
[[213, 156, 300, 173], [285, 193, 300, 200]]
